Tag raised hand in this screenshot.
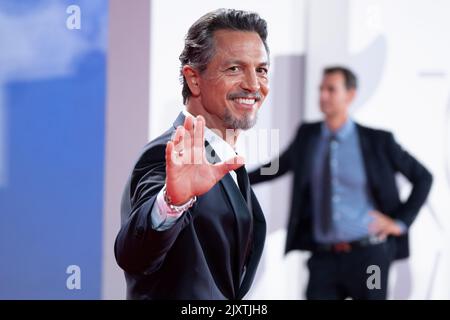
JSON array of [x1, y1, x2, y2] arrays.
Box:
[[368, 210, 403, 240], [165, 115, 244, 205]]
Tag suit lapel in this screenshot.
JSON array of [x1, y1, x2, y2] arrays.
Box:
[[237, 189, 266, 298], [205, 141, 253, 295], [302, 124, 321, 185], [356, 124, 380, 205]]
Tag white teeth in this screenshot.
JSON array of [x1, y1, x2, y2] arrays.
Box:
[[235, 98, 255, 105]]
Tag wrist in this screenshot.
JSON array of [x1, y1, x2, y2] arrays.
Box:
[[164, 182, 192, 204], [163, 185, 196, 214]]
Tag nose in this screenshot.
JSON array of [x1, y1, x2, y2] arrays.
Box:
[[241, 69, 260, 93]]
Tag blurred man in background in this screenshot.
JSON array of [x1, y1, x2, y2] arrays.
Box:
[[250, 66, 432, 299]]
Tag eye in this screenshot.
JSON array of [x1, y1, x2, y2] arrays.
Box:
[[257, 67, 268, 75], [228, 66, 240, 72]]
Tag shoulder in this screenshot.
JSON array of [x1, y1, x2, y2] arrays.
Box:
[[355, 122, 394, 141], [133, 127, 175, 170], [296, 121, 322, 136]]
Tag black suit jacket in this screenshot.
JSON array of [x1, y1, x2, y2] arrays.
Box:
[[249, 122, 432, 260], [115, 113, 266, 299]]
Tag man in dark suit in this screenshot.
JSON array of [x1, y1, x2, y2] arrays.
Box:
[[249, 66, 433, 299], [115, 9, 270, 299]]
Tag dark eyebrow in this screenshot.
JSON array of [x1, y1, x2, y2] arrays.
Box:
[[257, 62, 270, 68], [223, 60, 270, 67]]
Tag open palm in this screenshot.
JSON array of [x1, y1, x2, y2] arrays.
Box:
[[165, 115, 243, 205]]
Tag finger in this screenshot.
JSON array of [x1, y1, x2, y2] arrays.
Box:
[[368, 211, 382, 230], [368, 210, 379, 218], [194, 115, 205, 148], [368, 221, 381, 234], [374, 223, 390, 236], [193, 116, 205, 164], [229, 155, 245, 166], [178, 126, 192, 165], [184, 114, 195, 140], [212, 156, 245, 181], [369, 226, 381, 237], [391, 223, 402, 236], [184, 114, 194, 128], [378, 233, 388, 241], [172, 125, 183, 143], [173, 126, 186, 152], [166, 140, 177, 167]]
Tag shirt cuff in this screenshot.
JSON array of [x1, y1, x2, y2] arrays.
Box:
[[150, 187, 185, 231], [395, 219, 407, 235]]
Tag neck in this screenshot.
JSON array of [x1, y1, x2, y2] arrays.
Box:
[[325, 113, 348, 133], [186, 101, 240, 147]]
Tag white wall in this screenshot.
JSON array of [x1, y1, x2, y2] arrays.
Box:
[[305, 0, 450, 299]]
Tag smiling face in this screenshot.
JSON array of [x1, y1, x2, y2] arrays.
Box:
[[184, 30, 269, 132]]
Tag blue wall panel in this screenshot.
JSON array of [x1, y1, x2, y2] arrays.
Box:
[[0, 0, 108, 299]]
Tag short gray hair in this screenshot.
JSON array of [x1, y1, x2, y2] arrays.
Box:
[[179, 8, 269, 104]]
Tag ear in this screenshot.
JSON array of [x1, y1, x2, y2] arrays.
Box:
[[346, 88, 356, 104], [182, 65, 201, 97]]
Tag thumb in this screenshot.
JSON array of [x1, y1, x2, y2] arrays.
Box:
[[212, 155, 245, 180]]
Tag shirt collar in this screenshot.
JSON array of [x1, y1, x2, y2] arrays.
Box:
[[321, 118, 355, 141]]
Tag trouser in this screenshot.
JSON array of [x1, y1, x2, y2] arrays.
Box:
[[306, 241, 392, 300]]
